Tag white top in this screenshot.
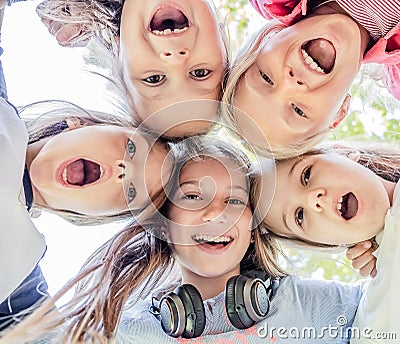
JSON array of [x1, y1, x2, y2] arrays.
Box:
[[0, 98, 46, 303], [351, 181, 400, 343]]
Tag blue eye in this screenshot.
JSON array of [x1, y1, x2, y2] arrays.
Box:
[[301, 166, 311, 185], [143, 75, 166, 85], [295, 208, 304, 227], [259, 70, 274, 85], [291, 103, 306, 117], [227, 198, 245, 205], [126, 139, 136, 159], [190, 69, 211, 79], [127, 183, 136, 204]]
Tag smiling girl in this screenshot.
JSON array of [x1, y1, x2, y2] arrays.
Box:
[[223, 0, 400, 154], [2, 137, 363, 343], [263, 142, 400, 341], [36, 0, 229, 137]]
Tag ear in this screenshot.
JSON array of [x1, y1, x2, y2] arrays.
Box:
[[330, 94, 351, 129], [65, 117, 85, 130]]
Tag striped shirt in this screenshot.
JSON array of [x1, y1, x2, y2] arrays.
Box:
[[336, 0, 400, 41]]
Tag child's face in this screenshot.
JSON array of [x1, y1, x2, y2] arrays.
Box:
[[235, 14, 362, 146], [28, 125, 172, 216], [120, 0, 226, 133], [167, 157, 253, 280], [266, 153, 391, 245]]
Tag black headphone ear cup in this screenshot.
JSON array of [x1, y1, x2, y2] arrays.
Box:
[[225, 275, 255, 329], [176, 284, 206, 338], [226, 276, 271, 329]]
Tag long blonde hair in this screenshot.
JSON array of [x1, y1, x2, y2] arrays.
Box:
[[221, 21, 331, 159], [265, 140, 400, 249], [1, 136, 286, 343]]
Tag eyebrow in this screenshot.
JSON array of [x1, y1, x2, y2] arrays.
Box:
[[288, 158, 303, 177], [179, 181, 249, 194]]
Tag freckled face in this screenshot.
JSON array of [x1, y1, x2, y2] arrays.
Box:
[[28, 125, 172, 216]]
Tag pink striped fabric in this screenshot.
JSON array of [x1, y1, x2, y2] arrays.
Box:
[[336, 0, 400, 40]]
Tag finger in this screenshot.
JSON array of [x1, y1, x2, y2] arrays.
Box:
[[346, 240, 372, 260], [358, 258, 377, 278], [55, 24, 82, 45], [351, 248, 375, 270]]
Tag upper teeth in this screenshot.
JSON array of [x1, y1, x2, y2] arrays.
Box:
[[152, 27, 189, 36], [193, 234, 232, 243], [337, 196, 343, 215], [62, 168, 68, 183], [301, 49, 325, 74]]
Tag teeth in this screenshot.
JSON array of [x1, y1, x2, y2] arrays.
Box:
[[152, 26, 189, 36], [193, 234, 232, 243], [337, 196, 343, 214], [62, 168, 68, 183], [301, 49, 325, 74]]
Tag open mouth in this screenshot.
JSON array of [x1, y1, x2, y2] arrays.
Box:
[[150, 6, 190, 36], [337, 192, 358, 220], [192, 234, 233, 249], [301, 39, 336, 74], [62, 158, 102, 186]]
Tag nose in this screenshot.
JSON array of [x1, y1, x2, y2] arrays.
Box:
[[201, 200, 227, 224], [285, 67, 306, 88], [307, 188, 326, 212], [160, 48, 190, 64]]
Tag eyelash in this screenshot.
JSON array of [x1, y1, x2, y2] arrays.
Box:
[[142, 75, 166, 85], [295, 166, 312, 228], [190, 69, 211, 79], [259, 70, 274, 85], [127, 183, 136, 204], [127, 139, 136, 159], [291, 103, 306, 118]]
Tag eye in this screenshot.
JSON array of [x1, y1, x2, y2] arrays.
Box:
[[259, 70, 274, 86], [301, 166, 311, 186], [183, 193, 201, 200], [190, 69, 211, 79], [126, 139, 136, 159], [226, 198, 246, 205], [291, 103, 306, 118], [295, 207, 304, 227], [142, 75, 166, 85], [127, 183, 136, 204]]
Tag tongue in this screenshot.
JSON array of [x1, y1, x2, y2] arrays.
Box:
[[66, 159, 84, 185], [304, 39, 336, 73], [342, 192, 358, 220], [150, 7, 188, 31], [66, 159, 100, 186]]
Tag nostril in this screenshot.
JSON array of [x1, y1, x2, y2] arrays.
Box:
[[289, 70, 294, 77], [118, 173, 126, 179], [163, 52, 172, 57], [118, 162, 126, 169], [179, 50, 186, 55], [297, 81, 304, 85]]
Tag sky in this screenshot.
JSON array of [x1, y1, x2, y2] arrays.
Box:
[[2, 1, 122, 295]]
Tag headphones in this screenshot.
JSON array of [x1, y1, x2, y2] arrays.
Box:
[[150, 271, 278, 338]]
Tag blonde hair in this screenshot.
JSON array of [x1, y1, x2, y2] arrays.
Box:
[[21, 99, 168, 226], [265, 140, 400, 249], [221, 21, 331, 159], [1, 136, 286, 343]]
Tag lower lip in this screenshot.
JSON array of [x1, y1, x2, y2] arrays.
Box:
[[195, 241, 233, 255]]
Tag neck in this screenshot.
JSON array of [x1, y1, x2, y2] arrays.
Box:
[[180, 267, 241, 300], [25, 138, 49, 207], [309, 1, 371, 54], [380, 177, 397, 206]]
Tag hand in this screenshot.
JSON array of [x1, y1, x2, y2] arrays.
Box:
[[346, 240, 377, 278], [41, 18, 90, 47]]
